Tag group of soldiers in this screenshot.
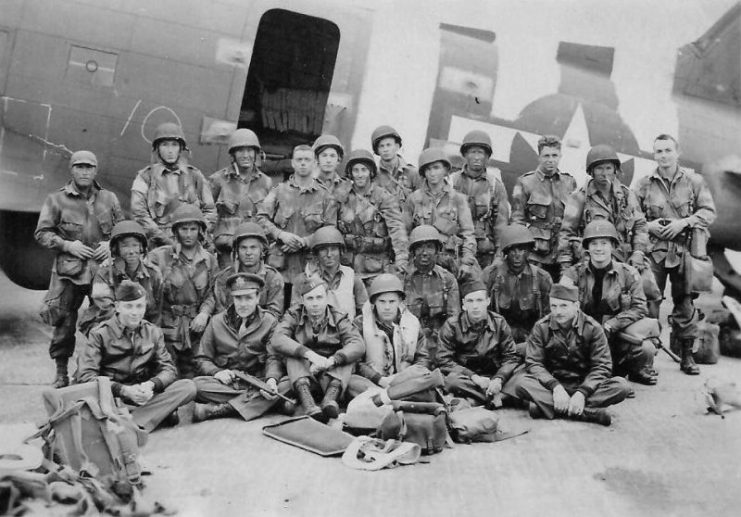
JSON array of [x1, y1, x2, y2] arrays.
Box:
[[34, 121, 716, 431]]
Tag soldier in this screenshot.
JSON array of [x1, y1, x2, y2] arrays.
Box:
[[450, 130, 511, 268], [209, 128, 272, 267], [511, 135, 577, 281], [561, 221, 656, 384], [437, 280, 523, 408], [337, 149, 409, 282], [131, 122, 216, 249], [371, 125, 422, 203], [348, 274, 430, 396], [290, 226, 368, 318], [481, 225, 552, 352], [148, 205, 219, 377], [272, 276, 366, 422], [404, 147, 477, 279], [35, 150, 124, 388], [403, 225, 461, 363], [213, 222, 284, 317], [513, 284, 632, 426], [79, 221, 163, 336], [634, 134, 716, 375], [256, 144, 337, 298], [192, 273, 292, 422], [77, 281, 196, 432], [313, 134, 352, 199]]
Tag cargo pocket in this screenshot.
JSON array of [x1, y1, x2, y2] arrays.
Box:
[[56, 253, 85, 278], [527, 192, 551, 221], [361, 255, 384, 274], [266, 242, 287, 270], [302, 206, 324, 233], [529, 226, 552, 254], [274, 205, 295, 229]]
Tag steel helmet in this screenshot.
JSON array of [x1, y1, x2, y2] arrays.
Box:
[[586, 144, 621, 174], [152, 122, 187, 150], [313, 134, 344, 159], [371, 125, 402, 154], [345, 149, 377, 178], [310, 226, 345, 251], [367, 273, 405, 301], [228, 128, 261, 154], [460, 130, 493, 157], [418, 147, 451, 175], [499, 225, 535, 253], [582, 219, 619, 246], [170, 204, 206, 231], [69, 150, 98, 168], [110, 221, 148, 255], [233, 222, 268, 248], [409, 225, 442, 250]]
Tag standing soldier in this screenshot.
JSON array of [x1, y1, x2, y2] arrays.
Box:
[[450, 130, 511, 268], [256, 144, 337, 300], [403, 225, 461, 363], [36, 150, 124, 388], [511, 135, 576, 281], [209, 128, 272, 268], [213, 222, 284, 317], [371, 125, 421, 203], [313, 134, 352, 199], [131, 122, 216, 249], [337, 149, 409, 282], [634, 134, 716, 375], [148, 205, 219, 377], [404, 148, 477, 279]]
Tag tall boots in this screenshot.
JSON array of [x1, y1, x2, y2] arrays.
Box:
[[680, 339, 700, 375], [193, 403, 237, 422], [320, 380, 342, 419], [53, 359, 69, 389], [295, 378, 324, 421]]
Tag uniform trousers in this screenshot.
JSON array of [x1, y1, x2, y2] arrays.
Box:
[[128, 379, 196, 433], [194, 376, 292, 420]]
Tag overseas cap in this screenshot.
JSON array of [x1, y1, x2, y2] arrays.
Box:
[[550, 284, 579, 302], [295, 275, 328, 298], [115, 280, 146, 302], [70, 150, 98, 167], [461, 280, 488, 299], [227, 273, 264, 295]]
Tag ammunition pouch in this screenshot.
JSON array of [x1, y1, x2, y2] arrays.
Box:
[[56, 253, 85, 278]]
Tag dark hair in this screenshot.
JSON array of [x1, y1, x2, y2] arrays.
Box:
[[537, 135, 562, 154], [292, 144, 314, 157], [654, 134, 679, 148]]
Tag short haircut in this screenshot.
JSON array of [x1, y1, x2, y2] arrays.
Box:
[[537, 135, 562, 154], [292, 144, 314, 157], [654, 134, 679, 148]]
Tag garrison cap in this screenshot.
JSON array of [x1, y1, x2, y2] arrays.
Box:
[[550, 284, 579, 302], [115, 280, 146, 302], [461, 280, 488, 299], [227, 273, 264, 295], [295, 275, 328, 298], [70, 150, 98, 167]]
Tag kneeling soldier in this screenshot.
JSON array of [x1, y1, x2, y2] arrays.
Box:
[[272, 276, 365, 422], [193, 273, 292, 422], [77, 281, 196, 432], [513, 284, 632, 426]]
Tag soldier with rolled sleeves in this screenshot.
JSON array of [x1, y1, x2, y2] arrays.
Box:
[[511, 135, 576, 281], [437, 280, 524, 409], [209, 129, 272, 268], [290, 226, 368, 319], [481, 225, 552, 353], [272, 276, 365, 422], [77, 281, 196, 433], [192, 273, 293, 422], [131, 122, 216, 249], [313, 134, 352, 200], [512, 284, 632, 426], [371, 125, 422, 203], [256, 144, 337, 301], [404, 148, 477, 279], [213, 222, 284, 318], [634, 134, 716, 375], [449, 130, 511, 269], [36, 150, 124, 388], [148, 205, 219, 377], [403, 225, 460, 364], [337, 149, 409, 282]]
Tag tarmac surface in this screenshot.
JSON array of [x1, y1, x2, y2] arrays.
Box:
[[1, 270, 740, 517]]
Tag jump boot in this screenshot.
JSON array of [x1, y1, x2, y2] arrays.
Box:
[[320, 379, 342, 419], [295, 378, 324, 422], [574, 408, 612, 427], [193, 403, 237, 422], [52, 358, 69, 389], [680, 339, 700, 375]]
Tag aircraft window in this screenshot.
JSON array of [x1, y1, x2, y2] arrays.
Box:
[[239, 9, 340, 178], [66, 46, 117, 87]]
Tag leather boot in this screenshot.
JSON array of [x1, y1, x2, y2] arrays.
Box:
[[680, 339, 700, 375], [573, 408, 612, 426], [192, 403, 237, 422], [295, 379, 324, 421], [278, 399, 297, 416], [629, 368, 658, 385], [320, 380, 342, 419], [528, 402, 545, 419], [52, 359, 69, 389]]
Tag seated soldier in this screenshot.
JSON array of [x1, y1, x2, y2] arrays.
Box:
[[348, 274, 430, 397], [193, 273, 292, 422], [77, 280, 196, 432], [513, 284, 632, 426], [561, 220, 656, 385], [437, 280, 523, 408], [272, 276, 365, 422]]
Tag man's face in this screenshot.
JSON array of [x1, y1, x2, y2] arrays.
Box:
[[116, 296, 147, 328], [538, 146, 561, 173], [412, 241, 438, 268], [424, 162, 447, 186], [71, 164, 97, 189], [233, 147, 256, 169], [591, 162, 616, 186], [237, 238, 263, 268], [463, 290, 489, 322], [233, 290, 260, 319], [316, 245, 340, 270], [505, 245, 530, 270], [351, 163, 372, 189], [175, 222, 200, 248], [588, 237, 613, 267], [292, 150, 317, 177], [653, 139, 679, 169], [377, 137, 400, 162], [549, 297, 579, 326], [158, 140, 181, 165], [302, 285, 328, 318], [464, 146, 488, 172], [374, 292, 402, 323], [118, 236, 143, 264], [317, 148, 340, 174]]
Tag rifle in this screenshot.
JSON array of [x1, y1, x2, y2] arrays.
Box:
[[232, 371, 296, 405]]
